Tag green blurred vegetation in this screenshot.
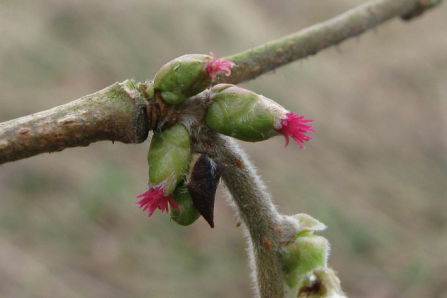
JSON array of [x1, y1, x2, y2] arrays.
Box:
[[1, 0, 447, 297]]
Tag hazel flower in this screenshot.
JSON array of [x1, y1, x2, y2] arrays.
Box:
[[277, 113, 315, 148], [205, 84, 315, 148], [136, 185, 181, 217], [153, 53, 235, 105], [206, 52, 235, 80], [137, 123, 191, 217], [154, 54, 214, 105]]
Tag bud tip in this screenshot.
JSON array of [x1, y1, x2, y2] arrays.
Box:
[[136, 185, 181, 217], [278, 113, 315, 148], [206, 52, 235, 80]]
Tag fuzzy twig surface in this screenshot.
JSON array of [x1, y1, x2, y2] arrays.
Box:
[[192, 127, 293, 298]]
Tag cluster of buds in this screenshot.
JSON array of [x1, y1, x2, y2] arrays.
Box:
[[136, 123, 224, 227], [137, 53, 315, 227]]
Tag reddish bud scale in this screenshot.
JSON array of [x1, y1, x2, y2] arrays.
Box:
[[187, 154, 225, 228]]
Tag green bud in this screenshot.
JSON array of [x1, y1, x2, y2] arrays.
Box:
[[205, 84, 284, 142], [170, 184, 201, 226], [148, 123, 192, 194], [282, 235, 329, 289], [154, 54, 212, 104]]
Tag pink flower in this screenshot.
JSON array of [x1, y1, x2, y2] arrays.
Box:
[[277, 113, 315, 149], [206, 52, 235, 80], [136, 185, 181, 217]]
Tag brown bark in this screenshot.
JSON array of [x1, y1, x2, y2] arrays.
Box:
[[0, 82, 149, 164]]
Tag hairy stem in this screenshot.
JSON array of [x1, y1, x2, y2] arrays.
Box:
[[193, 128, 287, 298]]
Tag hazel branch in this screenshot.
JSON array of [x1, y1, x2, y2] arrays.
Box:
[[0, 81, 149, 165], [0, 0, 443, 165]]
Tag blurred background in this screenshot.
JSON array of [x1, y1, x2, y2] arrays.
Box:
[[1, 0, 447, 297]]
